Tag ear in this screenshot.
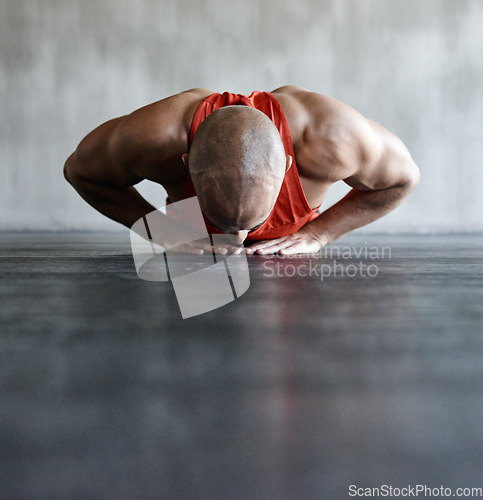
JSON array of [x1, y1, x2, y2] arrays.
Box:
[[181, 153, 189, 171], [285, 155, 293, 173]]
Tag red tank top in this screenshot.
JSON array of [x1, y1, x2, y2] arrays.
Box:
[[186, 91, 320, 241]]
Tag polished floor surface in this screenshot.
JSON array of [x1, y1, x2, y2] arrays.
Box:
[[1, 232, 482, 499]]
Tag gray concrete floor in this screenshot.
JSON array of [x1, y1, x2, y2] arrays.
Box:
[[1, 232, 483, 500]]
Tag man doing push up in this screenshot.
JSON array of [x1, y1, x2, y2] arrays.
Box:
[[64, 86, 420, 254]]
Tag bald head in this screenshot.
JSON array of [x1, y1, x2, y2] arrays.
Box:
[[186, 106, 290, 232]]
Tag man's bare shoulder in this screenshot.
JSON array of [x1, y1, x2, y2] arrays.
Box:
[[272, 86, 383, 182], [131, 87, 213, 123], [271, 86, 367, 143], [109, 88, 214, 180], [114, 88, 213, 154], [66, 89, 216, 194]]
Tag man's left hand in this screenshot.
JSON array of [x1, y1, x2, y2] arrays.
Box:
[[245, 226, 327, 255]]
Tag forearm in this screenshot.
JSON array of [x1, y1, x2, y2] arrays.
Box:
[[307, 185, 413, 245], [65, 174, 211, 251], [66, 174, 156, 229]]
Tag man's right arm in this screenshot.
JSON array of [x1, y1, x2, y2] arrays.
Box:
[[63, 116, 158, 229], [63, 96, 239, 254]]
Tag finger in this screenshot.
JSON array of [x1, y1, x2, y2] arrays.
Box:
[[245, 238, 287, 254], [184, 244, 205, 255], [183, 240, 217, 255], [254, 239, 295, 255], [278, 242, 306, 255], [279, 240, 321, 255], [213, 244, 244, 255]]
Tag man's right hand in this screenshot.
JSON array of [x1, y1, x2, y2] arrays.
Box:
[[135, 209, 244, 256]]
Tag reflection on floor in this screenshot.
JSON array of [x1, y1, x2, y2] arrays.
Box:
[[1, 232, 482, 499]]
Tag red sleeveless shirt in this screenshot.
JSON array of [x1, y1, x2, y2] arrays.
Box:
[[186, 91, 320, 241]]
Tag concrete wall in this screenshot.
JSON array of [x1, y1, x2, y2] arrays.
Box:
[[1, 0, 482, 232]]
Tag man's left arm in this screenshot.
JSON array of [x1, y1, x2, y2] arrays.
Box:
[[246, 114, 420, 255]]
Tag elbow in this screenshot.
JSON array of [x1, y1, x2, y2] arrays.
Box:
[[63, 154, 75, 185], [63, 153, 84, 188], [400, 160, 420, 194], [409, 162, 421, 191]]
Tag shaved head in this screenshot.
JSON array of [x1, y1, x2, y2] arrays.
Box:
[[187, 106, 289, 231]]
